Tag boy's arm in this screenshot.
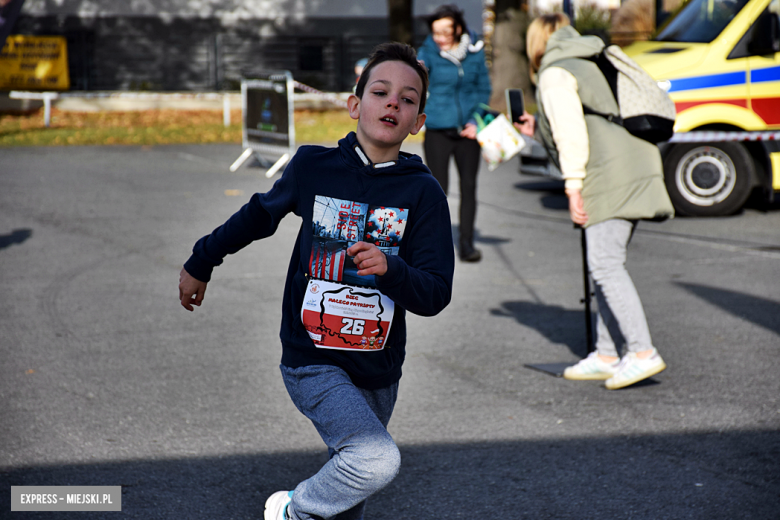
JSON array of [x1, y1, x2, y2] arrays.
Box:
[[375, 198, 454, 317], [182, 158, 300, 285]]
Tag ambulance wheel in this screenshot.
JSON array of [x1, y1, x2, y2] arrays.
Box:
[[663, 142, 754, 216]]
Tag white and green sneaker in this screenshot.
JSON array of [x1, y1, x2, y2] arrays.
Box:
[[563, 351, 620, 380], [605, 349, 666, 390], [264, 490, 293, 520]]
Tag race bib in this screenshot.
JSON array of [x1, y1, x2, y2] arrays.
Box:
[[301, 279, 394, 351]]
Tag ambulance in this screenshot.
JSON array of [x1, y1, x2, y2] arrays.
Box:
[[624, 0, 780, 215]]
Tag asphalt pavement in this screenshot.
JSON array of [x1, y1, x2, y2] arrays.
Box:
[[1, 142, 779, 519]]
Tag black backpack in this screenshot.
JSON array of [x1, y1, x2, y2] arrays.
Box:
[[582, 45, 677, 144]]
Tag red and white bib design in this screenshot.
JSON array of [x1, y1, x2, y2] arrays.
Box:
[[301, 279, 394, 351]]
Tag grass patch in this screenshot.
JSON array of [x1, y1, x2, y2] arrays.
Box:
[[0, 108, 424, 147]]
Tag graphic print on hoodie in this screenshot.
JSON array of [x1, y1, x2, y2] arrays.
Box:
[[303, 196, 406, 351], [309, 196, 407, 288]]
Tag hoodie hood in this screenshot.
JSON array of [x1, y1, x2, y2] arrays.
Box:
[[337, 132, 431, 176], [539, 26, 604, 74]]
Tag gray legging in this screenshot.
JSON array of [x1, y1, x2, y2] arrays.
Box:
[[423, 129, 482, 248], [586, 219, 655, 357]]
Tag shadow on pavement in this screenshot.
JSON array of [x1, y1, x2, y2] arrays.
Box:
[[743, 189, 780, 213], [0, 228, 32, 250], [2, 431, 778, 519], [474, 233, 511, 247], [491, 301, 591, 358], [513, 180, 569, 211], [515, 181, 780, 215], [675, 282, 780, 336], [539, 193, 570, 211], [513, 180, 564, 192], [452, 226, 512, 249]]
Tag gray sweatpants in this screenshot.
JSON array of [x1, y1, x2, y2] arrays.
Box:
[[586, 219, 655, 357]]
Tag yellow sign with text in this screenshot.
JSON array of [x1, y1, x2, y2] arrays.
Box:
[[0, 35, 70, 91]]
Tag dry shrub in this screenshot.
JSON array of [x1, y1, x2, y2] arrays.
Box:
[[611, 0, 655, 46]]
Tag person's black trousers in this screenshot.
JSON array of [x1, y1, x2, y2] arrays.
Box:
[[423, 129, 481, 253]]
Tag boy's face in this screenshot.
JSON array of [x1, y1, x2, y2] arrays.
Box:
[[348, 60, 426, 159]]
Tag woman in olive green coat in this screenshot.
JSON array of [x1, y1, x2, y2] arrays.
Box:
[[516, 14, 674, 390]]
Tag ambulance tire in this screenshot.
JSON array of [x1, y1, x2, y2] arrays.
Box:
[[663, 142, 754, 217]]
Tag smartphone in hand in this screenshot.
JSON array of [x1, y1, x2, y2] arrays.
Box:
[[505, 89, 524, 125]]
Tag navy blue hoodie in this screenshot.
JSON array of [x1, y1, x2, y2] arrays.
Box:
[[184, 132, 455, 389]]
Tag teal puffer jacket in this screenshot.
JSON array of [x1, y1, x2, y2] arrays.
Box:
[[418, 32, 492, 130]]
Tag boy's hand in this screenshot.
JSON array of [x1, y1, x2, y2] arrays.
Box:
[[347, 242, 388, 276], [179, 267, 207, 311]]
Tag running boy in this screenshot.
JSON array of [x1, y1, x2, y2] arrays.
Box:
[[178, 43, 455, 520]]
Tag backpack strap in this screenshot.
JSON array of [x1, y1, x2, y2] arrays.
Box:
[[581, 105, 623, 126], [581, 50, 623, 127], [589, 51, 619, 102]]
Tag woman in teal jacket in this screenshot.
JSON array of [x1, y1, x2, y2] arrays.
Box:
[[418, 4, 492, 262]]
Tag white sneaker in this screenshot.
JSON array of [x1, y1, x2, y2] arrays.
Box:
[[563, 351, 620, 380], [605, 348, 666, 390], [264, 490, 293, 520]]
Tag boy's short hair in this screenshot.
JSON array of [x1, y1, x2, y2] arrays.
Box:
[[355, 42, 429, 115], [527, 13, 571, 73]]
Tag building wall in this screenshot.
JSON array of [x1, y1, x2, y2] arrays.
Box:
[[21, 1, 484, 31], [14, 14, 409, 91], [14, 1, 486, 92]]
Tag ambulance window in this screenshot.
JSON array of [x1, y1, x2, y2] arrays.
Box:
[[728, 7, 772, 58], [656, 0, 751, 43]]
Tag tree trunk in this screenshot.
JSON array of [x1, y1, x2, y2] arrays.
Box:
[[0, 0, 26, 46], [489, 0, 532, 113], [388, 0, 414, 46]]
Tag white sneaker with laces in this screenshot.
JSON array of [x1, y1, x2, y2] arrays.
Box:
[[605, 348, 666, 390], [563, 351, 620, 380], [264, 490, 293, 520]]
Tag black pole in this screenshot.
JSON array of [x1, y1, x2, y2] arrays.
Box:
[[0, 0, 26, 48], [656, 0, 665, 30], [522, 225, 595, 377], [563, 0, 575, 23], [579, 226, 595, 354]]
